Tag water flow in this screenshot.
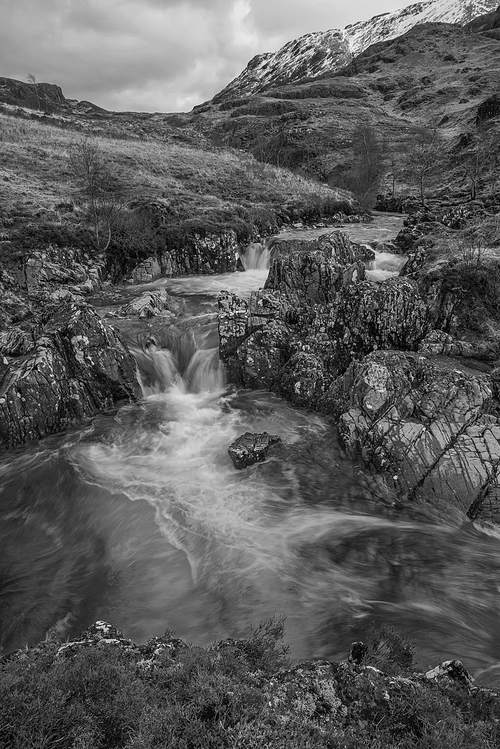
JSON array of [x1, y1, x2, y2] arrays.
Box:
[[366, 250, 408, 281], [1, 224, 500, 684], [68, 323, 500, 677], [240, 241, 271, 271]]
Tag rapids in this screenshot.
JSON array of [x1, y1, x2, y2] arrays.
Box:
[[1, 222, 500, 686]]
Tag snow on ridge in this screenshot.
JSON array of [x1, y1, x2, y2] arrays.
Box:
[[345, 0, 497, 54], [213, 0, 498, 102]]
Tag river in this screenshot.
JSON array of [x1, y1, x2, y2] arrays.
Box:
[[1, 217, 500, 687]]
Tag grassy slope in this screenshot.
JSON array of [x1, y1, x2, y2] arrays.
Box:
[[0, 111, 355, 245], [189, 24, 500, 198]]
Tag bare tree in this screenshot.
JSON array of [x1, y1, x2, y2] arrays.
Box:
[[459, 130, 490, 200], [69, 138, 124, 251], [338, 122, 384, 207], [27, 73, 42, 111], [404, 123, 447, 205]]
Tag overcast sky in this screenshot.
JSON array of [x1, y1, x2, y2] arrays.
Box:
[[1, 0, 413, 113]]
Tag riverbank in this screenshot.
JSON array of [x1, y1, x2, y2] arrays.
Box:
[[2, 619, 500, 749]]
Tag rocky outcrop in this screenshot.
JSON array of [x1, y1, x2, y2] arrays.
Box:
[[131, 256, 162, 284], [418, 330, 499, 361], [228, 431, 281, 469], [129, 231, 241, 280], [219, 231, 431, 406], [131, 199, 243, 277], [23, 247, 103, 300], [335, 350, 500, 522], [118, 288, 181, 319], [0, 303, 140, 449]]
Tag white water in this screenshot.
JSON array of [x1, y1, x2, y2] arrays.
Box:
[[366, 250, 408, 281], [240, 241, 271, 271]]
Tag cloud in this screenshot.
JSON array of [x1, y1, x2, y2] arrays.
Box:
[[0, 0, 413, 112]]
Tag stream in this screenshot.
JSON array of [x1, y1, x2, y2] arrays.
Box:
[[1, 217, 500, 687]]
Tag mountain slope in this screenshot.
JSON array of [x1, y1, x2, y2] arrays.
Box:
[[212, 0, 498, 103], [190, 19, 500, 202]]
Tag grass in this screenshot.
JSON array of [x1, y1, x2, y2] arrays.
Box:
[[0, 111, 355, 249], [1, 620, 500, 749]]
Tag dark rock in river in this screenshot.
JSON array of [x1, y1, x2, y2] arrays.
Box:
[[228, 431, 282, 469], [0, 302, 140, 449]]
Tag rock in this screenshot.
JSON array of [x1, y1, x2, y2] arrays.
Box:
[[425, 659, 475, 688], [228, 431, 281, 469], [0, 326, 36, 356], [219, 232, 431, 405], [374, 194, 405, 212], [24, 248, 102, 300], [418, 330, 499, 361], [336, 350, 500, 516], [132, 256, 162, 284], [265, 231, 366, 303], [0, 303, 141, 449], [276, 352, 328, 407], [119, 288, 181, 319]]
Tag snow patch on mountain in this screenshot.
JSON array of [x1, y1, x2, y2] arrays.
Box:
[[346, 0, 497, 54], [212, 0, 498, 103]]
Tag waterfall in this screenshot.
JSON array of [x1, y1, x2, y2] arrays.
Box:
[[240, 241, 271, 271], [366, 250, 408, 281], [131, 331, 226, 397]]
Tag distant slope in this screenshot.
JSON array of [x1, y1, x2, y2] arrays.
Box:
[[212, 0, 498, 103], [189, 19, 500, 201]]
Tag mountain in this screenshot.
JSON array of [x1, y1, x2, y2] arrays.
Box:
[[212, 0, 498, 103], [189, 14, 500, 201]]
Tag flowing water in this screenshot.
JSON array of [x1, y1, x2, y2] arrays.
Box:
[[1, 223, 500, 686]]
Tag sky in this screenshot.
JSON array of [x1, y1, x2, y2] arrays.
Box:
[[0, 0, 414, 113]]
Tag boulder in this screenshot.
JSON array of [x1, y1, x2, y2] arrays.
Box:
[[228, 431, 281, 469], [0, 303, 141, 449]]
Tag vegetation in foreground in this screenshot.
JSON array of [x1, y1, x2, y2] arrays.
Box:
[[1, 619, 500, 749]]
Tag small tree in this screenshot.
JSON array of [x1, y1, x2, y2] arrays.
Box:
[[459, 129, 490, 200], [69, 138, 124, 251], [27, 73, 42, 111], [339, 122, 384, 208], [404, 123, 447, 205]]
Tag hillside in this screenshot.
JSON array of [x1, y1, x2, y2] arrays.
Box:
[[0, 109, 356, 321], [211, 0, 498, 104], [188, 19, 500, 201]]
